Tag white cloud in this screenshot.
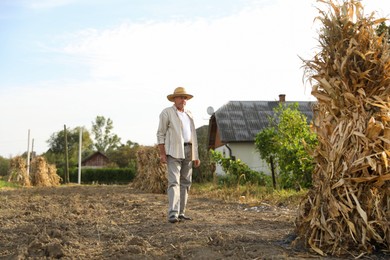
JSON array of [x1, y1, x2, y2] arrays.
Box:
[[60, 0, 318, 97]]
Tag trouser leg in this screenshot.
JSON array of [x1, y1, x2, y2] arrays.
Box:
[[180, 147, 193, 215], [167, 156, 181, 218]]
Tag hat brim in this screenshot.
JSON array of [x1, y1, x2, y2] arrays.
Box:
[[167, 94, 193, 102]]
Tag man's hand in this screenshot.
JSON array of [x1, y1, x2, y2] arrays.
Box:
[[193, 159, 201, 168], [158, 144, 167, 164], [160, 154, 167, 164]]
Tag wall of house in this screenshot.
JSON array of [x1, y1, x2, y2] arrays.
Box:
[[82, 154, 109, 168], [214, 143, 271, 176]]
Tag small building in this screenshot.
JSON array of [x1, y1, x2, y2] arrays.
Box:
[[208, 94, 316, 175], [81, 151, 110, 168]]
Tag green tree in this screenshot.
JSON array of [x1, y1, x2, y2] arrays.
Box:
[[255, 103, 317, 189], [106, 140, 139, 168], [44, 126, 93, 173], [91, 116, 121, 153], [255, 127, 278, 188]]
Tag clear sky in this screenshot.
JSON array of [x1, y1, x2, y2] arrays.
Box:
[[0, 0, 389, 157]]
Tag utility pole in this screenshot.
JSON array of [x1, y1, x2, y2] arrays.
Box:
[[78, 127, 82, 184], [26, 129, 31, 177], [64, 125, 69, 183], [31, 138, 35, 162]]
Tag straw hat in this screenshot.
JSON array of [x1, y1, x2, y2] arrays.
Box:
[[167, 87, 193, 102]]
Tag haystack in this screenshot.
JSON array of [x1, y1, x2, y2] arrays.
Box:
[[294, 0, 390, 257], [7, 156, 31, 187], [7, 156, 61, 187], [30, 156, 61, 187], [134, 145, 167, 193]]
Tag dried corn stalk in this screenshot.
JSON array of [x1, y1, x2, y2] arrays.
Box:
[[134, 145, 167, 193], [295, 0, 390, 257]]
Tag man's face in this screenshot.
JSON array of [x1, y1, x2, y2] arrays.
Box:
[[174, 96, 187, 110]]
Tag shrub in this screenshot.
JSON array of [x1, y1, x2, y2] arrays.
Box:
[[210, 150, 271, 187], [68, 168, 136, 184]]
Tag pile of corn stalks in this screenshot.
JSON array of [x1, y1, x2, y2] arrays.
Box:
[[7, 156, 31, 186], [7, 156, 60, 187], [295, 0, 390, 257], [30, 156, 61, 187], [134, 145, 167, 194]]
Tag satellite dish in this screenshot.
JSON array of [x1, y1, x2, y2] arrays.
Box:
[[207, 106, 214, 115]]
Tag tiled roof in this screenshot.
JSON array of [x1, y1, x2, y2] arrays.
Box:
[[214, 100, 316, 143]]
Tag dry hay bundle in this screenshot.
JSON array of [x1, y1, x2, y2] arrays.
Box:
[[7, 156, 60, 187], [47, 163, 61, 185], [30, 156, 61, 187], [7, 156, 31, 187], [134, 145, 167, 193], [295, 0, 390, 257]]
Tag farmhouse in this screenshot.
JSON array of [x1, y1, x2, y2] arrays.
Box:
[[81, 151, 110, 168], [207, 94, 315, 175]]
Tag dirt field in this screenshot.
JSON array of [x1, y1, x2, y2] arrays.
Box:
[[0, 185, 385, 259]]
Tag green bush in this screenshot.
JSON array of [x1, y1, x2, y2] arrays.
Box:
[[211, 150, 271, 187], [0, 156, 10, 176], [67, 168, 136, 184]]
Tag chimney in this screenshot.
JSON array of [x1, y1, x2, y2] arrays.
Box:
[[279, 94, 286, 102]]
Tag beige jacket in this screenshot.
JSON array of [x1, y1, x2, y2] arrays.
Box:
[[157, 105, 199, 160]]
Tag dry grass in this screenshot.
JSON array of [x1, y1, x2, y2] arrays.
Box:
[[191, 182, 307, 209]]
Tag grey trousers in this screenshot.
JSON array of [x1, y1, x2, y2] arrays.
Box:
[[167, 146, 193, 218]]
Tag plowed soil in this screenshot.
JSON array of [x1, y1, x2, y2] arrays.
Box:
[[0, 185, 377, 259]]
